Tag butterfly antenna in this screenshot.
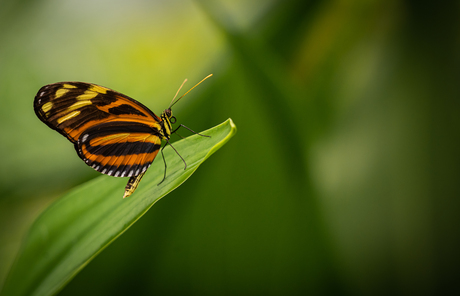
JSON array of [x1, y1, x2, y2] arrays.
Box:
[[169, 74, 213, 109], [169, 79, 188, 109]]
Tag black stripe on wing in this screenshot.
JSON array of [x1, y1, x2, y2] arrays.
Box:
[[75, 121, 162, 177]]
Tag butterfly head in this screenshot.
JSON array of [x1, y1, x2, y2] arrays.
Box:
[[160, 108, 176, 139], [163, 108, 173, 119]]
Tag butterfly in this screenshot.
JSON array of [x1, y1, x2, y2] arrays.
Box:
[[34, 75, 212, 198]]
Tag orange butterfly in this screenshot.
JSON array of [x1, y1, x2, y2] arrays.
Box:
[[34, 75, 212, 198]]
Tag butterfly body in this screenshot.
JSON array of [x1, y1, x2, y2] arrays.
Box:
[[34, 81, 175, 197]]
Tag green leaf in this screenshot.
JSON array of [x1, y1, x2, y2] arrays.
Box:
[[1, 119, 236, 296]]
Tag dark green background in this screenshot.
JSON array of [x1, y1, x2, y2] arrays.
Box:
[[1, 0, 459, 295]]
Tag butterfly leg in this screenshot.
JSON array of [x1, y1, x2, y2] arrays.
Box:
[[172, 124, 210, 137], [158, 145, 168, 185], [175, 132, 186, 139], [158, 139, 187, 185]]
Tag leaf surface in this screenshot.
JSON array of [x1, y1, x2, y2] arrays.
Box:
[[1, 119, 236, 296]]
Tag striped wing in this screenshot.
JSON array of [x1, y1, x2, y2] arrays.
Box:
[[34, 82, 162, 143], [76, 121, 162, 178]]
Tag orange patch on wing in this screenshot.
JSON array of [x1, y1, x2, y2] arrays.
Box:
[[89, 133, 131, 146]]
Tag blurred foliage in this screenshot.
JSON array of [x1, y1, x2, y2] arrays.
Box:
[[1, 0, 459, 295]]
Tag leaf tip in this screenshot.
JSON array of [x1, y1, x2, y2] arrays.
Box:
[[227, 118, 237, 134]]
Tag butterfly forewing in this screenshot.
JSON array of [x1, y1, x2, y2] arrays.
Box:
[[34, 82, 161, 143]]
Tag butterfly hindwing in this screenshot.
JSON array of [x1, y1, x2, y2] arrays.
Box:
[[76, 121, 162, 178], [34, 82, 162, 143]]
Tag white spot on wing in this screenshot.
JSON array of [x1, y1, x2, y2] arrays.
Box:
[[102, 168, 107, 174], [128, 170, 134, 177], [115, 171, 120, 177], [82, 134, 89, 142], [108, 170, 113, 176]]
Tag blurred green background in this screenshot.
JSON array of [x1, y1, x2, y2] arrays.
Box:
[[1, 0, 459, 295]]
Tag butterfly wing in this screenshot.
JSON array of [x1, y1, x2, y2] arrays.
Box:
[[34, 82, 162, 143], [76, 121, 162, 178]]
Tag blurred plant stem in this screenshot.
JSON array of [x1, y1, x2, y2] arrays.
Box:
[[195, 0, 342, 293]]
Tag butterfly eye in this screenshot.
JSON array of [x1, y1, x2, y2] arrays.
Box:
[[170, 116, 176, 124]]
